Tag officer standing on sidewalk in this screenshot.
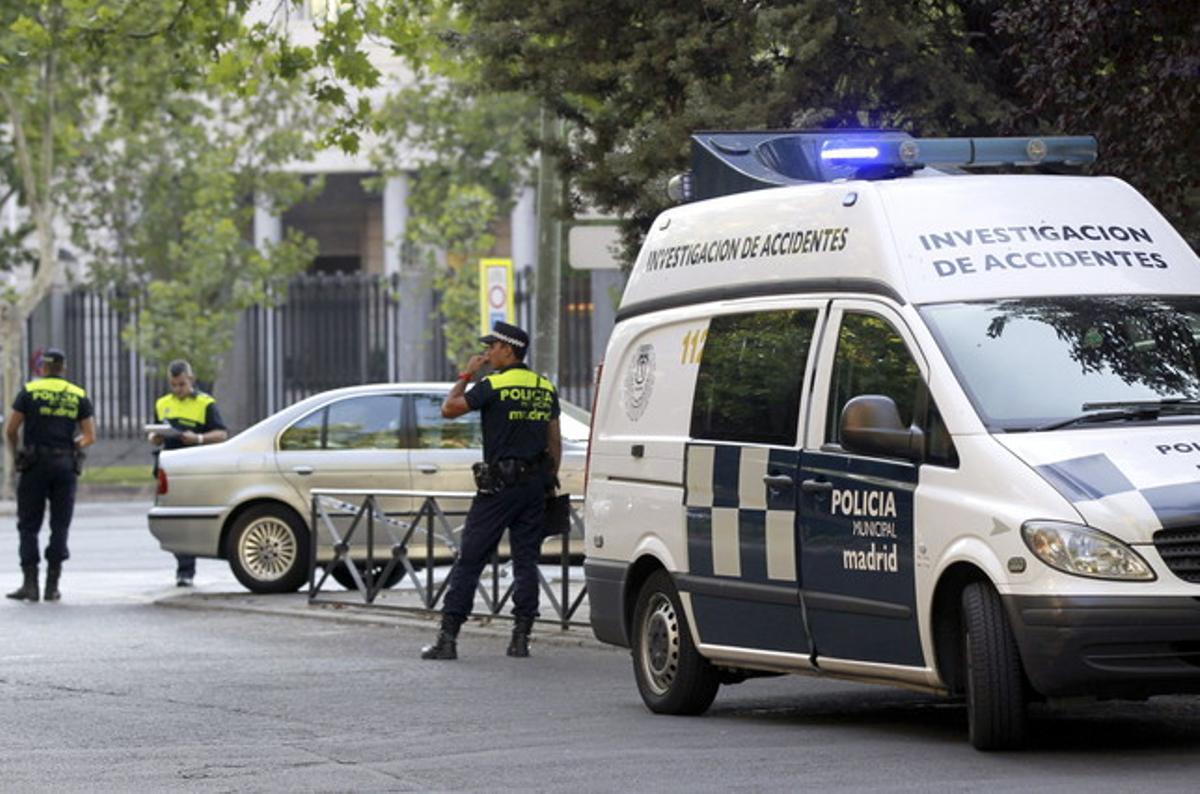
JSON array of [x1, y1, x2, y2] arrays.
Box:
[[149, 360, 227, 586], [5, 348, 95, 603], [421, 321, 561, 660]]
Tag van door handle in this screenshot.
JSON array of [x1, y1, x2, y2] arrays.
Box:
[[801, 479, 833, 493], [417, 463, 439, 474], [292, 465, 314, 476], [762, 474, 793, 489]]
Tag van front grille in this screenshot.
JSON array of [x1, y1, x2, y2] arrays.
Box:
[[1153, 528, 1200, 583]]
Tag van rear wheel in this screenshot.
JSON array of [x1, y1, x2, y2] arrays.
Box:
[[962, 581, 1027, 750], [631, 569, 719, 715]]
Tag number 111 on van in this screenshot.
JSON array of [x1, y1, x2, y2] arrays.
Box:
[[681, 328, 707, 364]]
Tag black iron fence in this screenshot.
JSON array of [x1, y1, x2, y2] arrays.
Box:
[[308, 488, 589, 629], [60, 290, 161, 439], [39, 266, 601, 438]]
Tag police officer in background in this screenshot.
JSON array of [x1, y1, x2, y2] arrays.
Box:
[[421, 321, 561, 660], [149, 360, 227, 586], [5, 348, 95, 603]]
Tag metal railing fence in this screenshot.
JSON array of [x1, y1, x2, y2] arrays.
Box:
[[307, 488, 588, 629]]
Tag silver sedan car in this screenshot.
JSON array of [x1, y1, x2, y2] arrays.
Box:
[[147, 382, 590, 593]]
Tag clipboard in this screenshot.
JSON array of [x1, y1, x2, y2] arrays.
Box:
[[144, 423, 181, 439]]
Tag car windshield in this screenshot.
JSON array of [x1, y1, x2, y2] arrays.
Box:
[[920, 296, 1200, 432]]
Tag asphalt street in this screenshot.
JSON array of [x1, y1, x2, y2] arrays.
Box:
[[2, 500, 1200, 792]]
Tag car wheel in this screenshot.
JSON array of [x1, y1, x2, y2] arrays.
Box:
[[328, 561, 409, 591], [226, 505, 310, 594], [631, 569, 719, 715], [962, 581, 1027, 750]]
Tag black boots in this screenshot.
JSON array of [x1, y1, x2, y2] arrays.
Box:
[[6, 565, 39, 602], [420, 614, 535, 659], [420, 615, 463, 660], [44, 564, 61, 602], [507, 616, 534, 658]]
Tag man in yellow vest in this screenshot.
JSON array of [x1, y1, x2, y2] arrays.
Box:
[[6, 347, 95, 602], [150, 360, 228, 586]]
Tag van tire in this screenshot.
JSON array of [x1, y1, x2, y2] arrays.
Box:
[[227, 505, 310, 594], [962, 581, 1026, 750], [631, 570, 719, 715]]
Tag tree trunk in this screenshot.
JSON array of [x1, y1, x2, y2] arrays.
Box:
[[1, 310, 25, 500]]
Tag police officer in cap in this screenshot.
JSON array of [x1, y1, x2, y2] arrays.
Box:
[[5, 347, 95, 602], [421, 321, 561, 660]]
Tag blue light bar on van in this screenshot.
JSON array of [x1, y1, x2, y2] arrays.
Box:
[[681, 130, 1099, 202]]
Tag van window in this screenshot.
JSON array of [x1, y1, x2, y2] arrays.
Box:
[[826, 312, 921, 446], [690, 310, 817, 445]]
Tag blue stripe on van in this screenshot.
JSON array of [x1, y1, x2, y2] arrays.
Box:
[[1139, 483, 1200, 530], [1037, 453, 1135, 503], [737, 509, 768, 582], [712, 444, 741, 508], [686, 507, 714, 577]]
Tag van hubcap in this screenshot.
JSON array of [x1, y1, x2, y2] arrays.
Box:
[[239, 518, 297, 581], [641, 592, 680, 695]]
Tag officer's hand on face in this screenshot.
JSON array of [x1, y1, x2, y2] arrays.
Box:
[[465, 353, 488, 376]]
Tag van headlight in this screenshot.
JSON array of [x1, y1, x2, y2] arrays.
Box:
[[1021, 520, 1155, 581]]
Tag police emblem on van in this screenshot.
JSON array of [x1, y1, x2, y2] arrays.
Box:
[[623, 343, 656, 421]]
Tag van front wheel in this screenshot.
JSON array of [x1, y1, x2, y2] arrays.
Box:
[[631, 570, 719, 715], [962, 581, 1027, 750]]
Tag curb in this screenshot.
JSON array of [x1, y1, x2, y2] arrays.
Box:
[[155, 592, 617, 652]]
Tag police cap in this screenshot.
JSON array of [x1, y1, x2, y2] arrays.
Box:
[[479, 321, 528, 350], [42, 347, 66, 364]]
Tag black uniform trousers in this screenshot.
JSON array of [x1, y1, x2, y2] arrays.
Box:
[[442, 478, 545, 621], [16, 454, 78, 567]]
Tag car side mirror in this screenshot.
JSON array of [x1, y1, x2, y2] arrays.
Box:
[[840, 395, 924, 462]]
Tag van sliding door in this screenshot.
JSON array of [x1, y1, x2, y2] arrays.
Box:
[[679, 304, 822, 655]]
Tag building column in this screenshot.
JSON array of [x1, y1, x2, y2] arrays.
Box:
[[385, 174, 432, 381], [225, 200, 281, 430]]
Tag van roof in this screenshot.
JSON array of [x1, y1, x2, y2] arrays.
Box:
[[618, 173, 1200, 319]]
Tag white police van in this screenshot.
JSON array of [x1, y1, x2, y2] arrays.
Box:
[[582, 130, 1200, 750]]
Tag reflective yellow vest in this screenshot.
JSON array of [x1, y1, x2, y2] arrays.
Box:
[[155, 391, 215, 430]]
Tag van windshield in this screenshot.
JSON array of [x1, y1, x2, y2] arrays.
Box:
[[920, 296, 1200, 432]]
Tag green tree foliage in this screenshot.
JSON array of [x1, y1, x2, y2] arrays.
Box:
[[370, 76, 536, 365], [68, 69, 320, 382], [0, 1, 266, 490], [453, 0, 1015, 262], [994, 1, 1199, 248]]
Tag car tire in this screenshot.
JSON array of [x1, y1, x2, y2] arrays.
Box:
[[631, 569, 720, 715], [328, 560, 408, 591], [226, 504, 310, 594], [962, 581, 1027, 750]]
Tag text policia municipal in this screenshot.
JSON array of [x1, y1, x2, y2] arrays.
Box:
[[922, 223, 1171, 277], [645, 227, 849, 271]]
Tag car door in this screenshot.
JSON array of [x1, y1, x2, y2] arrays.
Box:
[[404, 390, 482, 518], [680, 304, 822, 655], [798, 302, 926, 667], [276, 392, 412, 554]]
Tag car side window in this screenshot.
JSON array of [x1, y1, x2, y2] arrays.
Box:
[[324, 395, 402, 449], [280, 408, 324, 450], [412, 393, 482, 449], [690, 309, 817, 446]]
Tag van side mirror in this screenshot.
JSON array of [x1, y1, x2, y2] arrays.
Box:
[[840, 395, 924, 462]]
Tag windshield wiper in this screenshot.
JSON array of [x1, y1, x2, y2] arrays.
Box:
[[1036, 399, 1200, 432]]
